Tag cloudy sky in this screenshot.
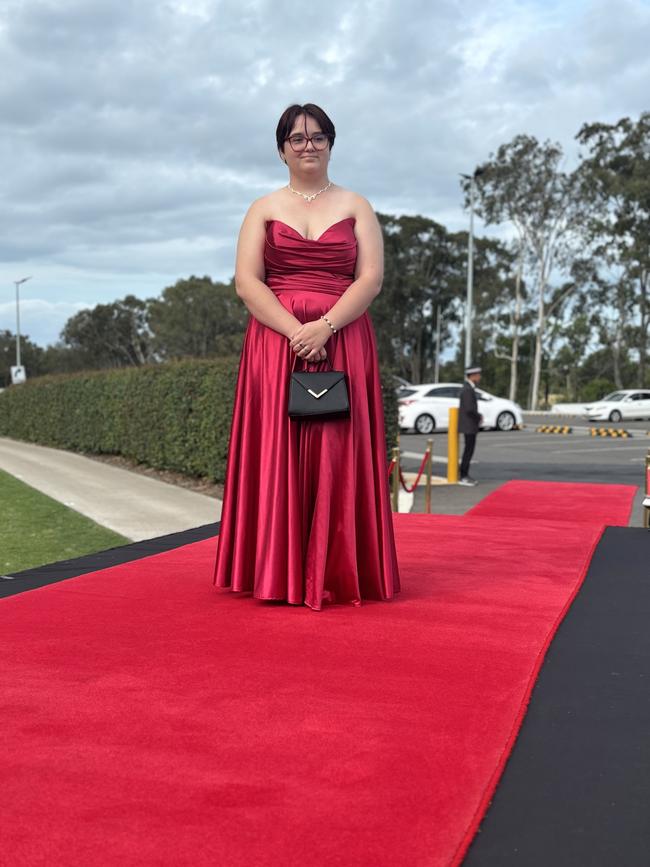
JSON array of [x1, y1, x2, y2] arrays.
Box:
[[1, 0, 649, 347]]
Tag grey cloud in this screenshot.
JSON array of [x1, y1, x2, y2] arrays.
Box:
[[0, 0, 648, 347]]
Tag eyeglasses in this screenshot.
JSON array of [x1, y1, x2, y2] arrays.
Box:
[[285, 133, 330, 152]]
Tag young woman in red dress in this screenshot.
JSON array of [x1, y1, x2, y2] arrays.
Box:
[[213, 103, 400, 610]]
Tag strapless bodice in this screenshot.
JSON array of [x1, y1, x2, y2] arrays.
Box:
[[264, 217, 357, 296]]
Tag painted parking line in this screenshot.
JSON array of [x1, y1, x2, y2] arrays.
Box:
[[548, 443, 649, 455], [402, 450, 449, 465], [505, 434, 644, 446], [489, 437, 579, 449]]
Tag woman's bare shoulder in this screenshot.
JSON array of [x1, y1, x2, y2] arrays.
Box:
[[332, 186, 375, 216], [245, 189, 287, 221]]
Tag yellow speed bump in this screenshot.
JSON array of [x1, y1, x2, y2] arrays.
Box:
[[589, 428, 632, 438], [536, 425, 573, 434]]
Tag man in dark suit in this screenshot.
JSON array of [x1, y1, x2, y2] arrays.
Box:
[[458, 365, 483, 486]]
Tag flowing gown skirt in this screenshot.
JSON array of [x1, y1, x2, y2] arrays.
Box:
[[212, 217, 400, 610]]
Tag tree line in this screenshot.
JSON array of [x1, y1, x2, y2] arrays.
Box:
[[2, 113, 648, 409]]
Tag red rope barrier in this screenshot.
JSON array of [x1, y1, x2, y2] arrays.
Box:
[[387, 458, 396, 477], [398, 449, 430, 493]]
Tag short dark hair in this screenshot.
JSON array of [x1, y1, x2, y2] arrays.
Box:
[[276, 103, 336, 153]]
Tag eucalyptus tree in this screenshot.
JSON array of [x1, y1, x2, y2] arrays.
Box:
[[551, 309, 594, 401], [576, 113, 650, 387], [61, 295, 154, 369], [570, 262, 635, 391], [592, 277, 636, 390], [147, 275, 246, 360], [374, 213, 466, 382], [463, 135, 584, 409], [482, 241, 528, 402]]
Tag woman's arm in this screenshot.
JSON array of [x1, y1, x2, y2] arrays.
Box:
[[234, 200, 302, 339], [325, 195, 384, 328]]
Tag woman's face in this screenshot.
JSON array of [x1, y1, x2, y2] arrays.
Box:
[[280, 113, 330, 171]]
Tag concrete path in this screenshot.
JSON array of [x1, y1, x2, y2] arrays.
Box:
[[0, 437, 221, 542]]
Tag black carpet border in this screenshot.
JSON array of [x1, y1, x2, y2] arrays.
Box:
[[464, 525, 650, 866], [0, 521, 220, 598]]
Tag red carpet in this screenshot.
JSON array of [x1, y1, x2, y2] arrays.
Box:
[[0, 483, 636, 866], [466, 479, 635, 526]]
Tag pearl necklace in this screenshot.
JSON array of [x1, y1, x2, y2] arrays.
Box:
[[287, 181, 332, 202]]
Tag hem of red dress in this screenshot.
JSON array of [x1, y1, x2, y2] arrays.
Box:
[[215, 585, 378, 611], [215, 584, 399, 610], [215, 585, 304, 604]]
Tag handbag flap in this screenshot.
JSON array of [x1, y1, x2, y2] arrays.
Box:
[[291, 371, 346, 395]]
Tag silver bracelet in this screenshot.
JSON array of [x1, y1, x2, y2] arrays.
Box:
[[321, 315, 338, 334]]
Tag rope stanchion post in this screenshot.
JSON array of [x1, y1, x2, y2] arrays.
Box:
[[643, 451, 650, 530], [447, 407, 459, 484], [425, 437, 433, 514], [398, 448, 430, 495], [391, 445, 400, 513]]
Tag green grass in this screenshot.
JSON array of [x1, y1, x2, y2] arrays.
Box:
[[0, 469, 130, 575]]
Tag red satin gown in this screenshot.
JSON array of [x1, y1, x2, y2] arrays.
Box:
[[212, 216, 400, 610]]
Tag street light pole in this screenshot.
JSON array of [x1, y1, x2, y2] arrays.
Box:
[[14, 276, 31, 369], [460, 168, 483, 369], [434, 304, 441, 383], [466, 175, 475, 368]]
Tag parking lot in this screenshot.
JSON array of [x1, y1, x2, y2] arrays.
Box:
[[399, 414, 650, 526]]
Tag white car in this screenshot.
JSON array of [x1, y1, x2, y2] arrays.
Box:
[[398, 382, 523, 434], [584, 389, 650, 423]]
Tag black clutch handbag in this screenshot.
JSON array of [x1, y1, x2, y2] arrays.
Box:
[[288, 361, 350, 420]]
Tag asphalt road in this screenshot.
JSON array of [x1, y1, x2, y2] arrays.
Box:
[[399, 414, 649, 527]]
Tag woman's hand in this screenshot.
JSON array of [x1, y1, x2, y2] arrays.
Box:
[[289, 319, 332, 362]]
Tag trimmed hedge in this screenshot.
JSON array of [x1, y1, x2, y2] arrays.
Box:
[[0, 358, 398, 483]]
